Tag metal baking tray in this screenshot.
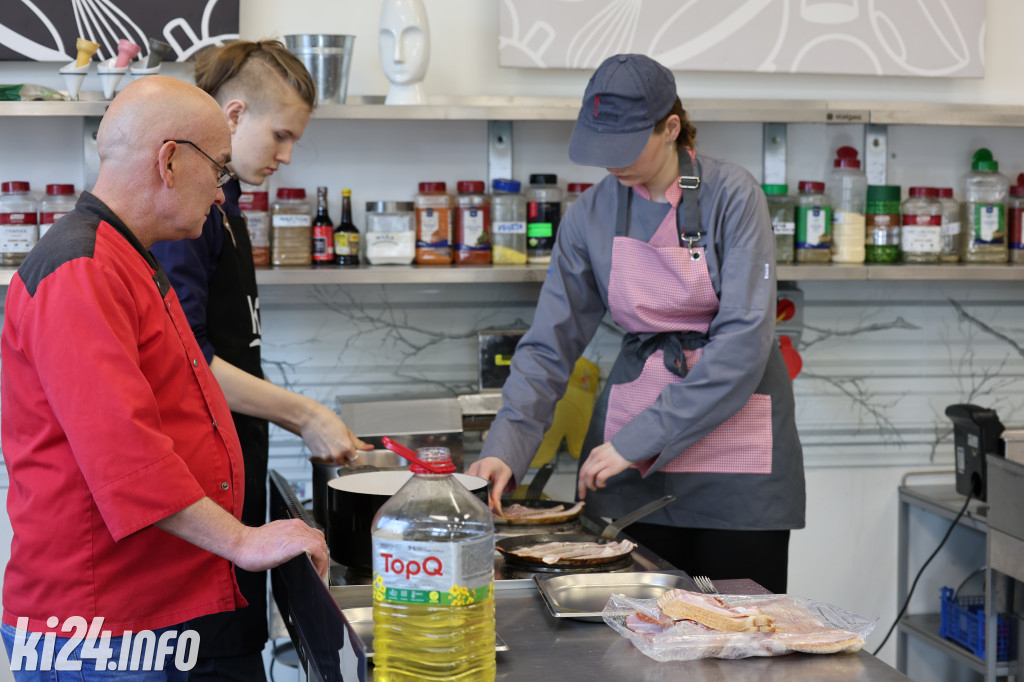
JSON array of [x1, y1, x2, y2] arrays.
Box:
[[340, 607, 510, 658], [534, 572, 693, 622]]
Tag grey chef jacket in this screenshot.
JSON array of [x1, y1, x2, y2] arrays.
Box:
[[481, 152, 806, 531]]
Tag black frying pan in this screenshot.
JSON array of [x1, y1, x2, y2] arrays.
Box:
[[495, 533, 634, 568]]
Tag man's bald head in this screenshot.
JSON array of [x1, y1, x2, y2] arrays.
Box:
[[91, 76, 232, 247], [97, 75, 228, 166]]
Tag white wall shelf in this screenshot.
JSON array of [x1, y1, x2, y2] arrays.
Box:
[[6, 96, 1024, 127], [7, 263, 1024, 288]]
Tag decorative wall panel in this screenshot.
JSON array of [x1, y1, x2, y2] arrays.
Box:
[[0, 0, 239, 62], [498, 0, 985, 77]]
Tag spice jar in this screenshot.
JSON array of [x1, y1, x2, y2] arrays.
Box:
[[937, 188, 961, 263], [901, 187, 943, 263], [414, 182, 453, 264], [865, 185, 901, 264], [564, 182, 593, 215], [0, 181, 39, 266], [239, 182, 270, 266], [40, 183, 76, 240], [1009, 175, 1024, 264], [454, 180, 491, 264], [962, 148, 1009, 263], [762, 184, 795, 265], [490, 179, 527, 265], [827, 147, 867, 264], [271, 187, 312, 266], [795, 181, 832, 263], [365, 201, 416, 265], [526, 174, 562, 264]]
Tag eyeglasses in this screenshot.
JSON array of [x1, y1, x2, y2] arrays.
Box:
[[163, 139, 233, 188]]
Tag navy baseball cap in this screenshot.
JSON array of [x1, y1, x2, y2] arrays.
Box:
[[568, 54, 678, 169]]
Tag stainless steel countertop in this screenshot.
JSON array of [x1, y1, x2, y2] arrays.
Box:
[[331, 581, 911, 681]]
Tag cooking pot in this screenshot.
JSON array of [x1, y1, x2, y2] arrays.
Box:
[[326, 470, 489, 573], [309, 450, 408, 528]]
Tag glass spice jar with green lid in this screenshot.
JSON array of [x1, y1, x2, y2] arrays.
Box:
[[865, 184, 901, 264], [762, 184, 795, 264]]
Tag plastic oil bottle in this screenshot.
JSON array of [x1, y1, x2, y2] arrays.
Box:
[[371, 447, 495, 681], [962, 148, 1009, 263]]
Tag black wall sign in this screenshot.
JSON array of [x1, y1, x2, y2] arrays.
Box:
[[0, 0, 240, 62]]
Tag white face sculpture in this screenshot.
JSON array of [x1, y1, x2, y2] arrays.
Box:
[[379, 0, 430, 85]]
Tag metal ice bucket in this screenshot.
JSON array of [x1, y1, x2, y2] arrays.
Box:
[[284, 34, 354, 104]]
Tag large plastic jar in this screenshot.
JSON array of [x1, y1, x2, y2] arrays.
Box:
[[39, 183, 76, 240], [239, 182, 270, 266], [936, 188, 961, 263], [490, 179, 527, 265], [371, 447, 495, 680], [526, 174, 562, 264], [827, 147, 867, 264], [365, 201, 415, 265], [564, 182, 593, 216], [271, 187, 312, 266], [762, 184, 795, 265], [865, 185, 901, 264], [453, 180, 491, 265], [1009, 177, 1024, 264], [900, 187, 943, 263], [0, 181, 39, 266], [415, 182, 453, 264], [795, 181, 832, 263], [962, 148, 1009, 263]]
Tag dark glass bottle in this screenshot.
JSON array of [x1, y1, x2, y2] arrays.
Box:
[[334, 188, 360, 266], [312, 186, 335, 266]]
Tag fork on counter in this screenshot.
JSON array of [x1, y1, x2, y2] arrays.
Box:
[[693, 575, 718, 594]]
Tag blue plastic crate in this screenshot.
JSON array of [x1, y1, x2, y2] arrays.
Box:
[[939, 586, 1011, 661]]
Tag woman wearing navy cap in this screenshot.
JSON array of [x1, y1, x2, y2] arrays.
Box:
[[469, 53, 805, 593]]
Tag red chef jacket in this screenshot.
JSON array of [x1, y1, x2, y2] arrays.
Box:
[[1, 192, 247, 634]]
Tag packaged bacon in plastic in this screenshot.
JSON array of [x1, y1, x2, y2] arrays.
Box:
[[602, 589, 876, 662]]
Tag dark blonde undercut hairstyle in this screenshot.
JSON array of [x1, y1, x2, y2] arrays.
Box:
[[654, 97, 697, 150], [194, 39, 317, 113]]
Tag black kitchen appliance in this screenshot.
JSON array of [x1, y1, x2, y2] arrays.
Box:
[[945, 403, 1004, 501]]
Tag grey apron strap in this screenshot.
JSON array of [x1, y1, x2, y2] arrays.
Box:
[[612, 150, 704, 254]]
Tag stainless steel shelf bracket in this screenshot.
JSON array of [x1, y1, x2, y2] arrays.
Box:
[[488, 120, 513, 188], [865, 123, 889, 186], [762, 122, 787, 186]]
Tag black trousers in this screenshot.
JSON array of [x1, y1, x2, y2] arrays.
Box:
[[626, 523, 791, 594]]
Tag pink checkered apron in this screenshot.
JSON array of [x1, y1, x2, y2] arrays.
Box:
[[599, 159, 773, 476]]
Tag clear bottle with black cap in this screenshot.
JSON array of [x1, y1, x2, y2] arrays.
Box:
[[526, 174, 561, 264]]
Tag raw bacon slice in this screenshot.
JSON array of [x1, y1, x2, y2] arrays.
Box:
[[511, 539, 635, 564], [495, 501, 585, 525], [657, 589, 776, 632]]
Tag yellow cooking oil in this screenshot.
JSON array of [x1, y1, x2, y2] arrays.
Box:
[[372, 592, 495, 681], [370, 447, 496, 681]]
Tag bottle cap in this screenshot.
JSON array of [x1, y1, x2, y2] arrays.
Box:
[[366, 201, 414, 213], [1, 181, 30, 193], [833, 146, 861, 169], [972, 148, 999, 171], [798, 180, 825, 193], [492, 178, 521, 194], [409, 447, 457, 475], [908, 187, 938, 198], [761, 184, 789, 195], [418, 182, 447, 193], [937, 187, 954, 199], [529, 174, 557, 185], [46, 184, 75, 195], [1011, 186, 1024, 197], [457, 180, 486, 193], [567, 182, 593, 193], [276, 188, 306, 200], [866, 185, 901, 203], [342, 188, 352, 197]]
